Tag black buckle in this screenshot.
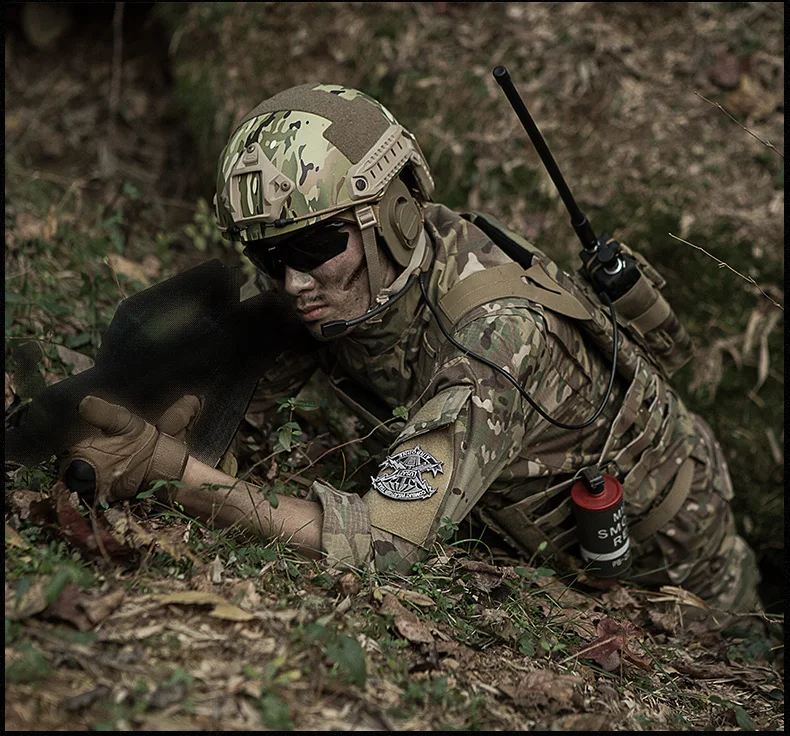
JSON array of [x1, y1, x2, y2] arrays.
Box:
[[580, 466, 606, 494]]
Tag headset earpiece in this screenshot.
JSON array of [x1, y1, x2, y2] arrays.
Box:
[[377, 178, 424, 267]]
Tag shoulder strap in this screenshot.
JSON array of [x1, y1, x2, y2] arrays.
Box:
[[439, 261, 593, 327], [449, 210, 649, 384]]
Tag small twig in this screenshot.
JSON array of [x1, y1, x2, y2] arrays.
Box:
[[88, 506, 113, 565], [6, 269, 35, 280], [103, 257, 128, 300], [109, 3, 125, 135], [668, 233, 783, 311], [695, 92, 783, 159]]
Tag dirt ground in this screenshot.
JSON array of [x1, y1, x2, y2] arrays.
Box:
[[4, 2, 784, 731]]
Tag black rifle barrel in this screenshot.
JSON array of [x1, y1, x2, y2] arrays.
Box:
[[492, 65, 598, 252]]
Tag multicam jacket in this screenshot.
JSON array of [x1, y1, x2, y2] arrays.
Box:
[[244, 204, 758, 612]]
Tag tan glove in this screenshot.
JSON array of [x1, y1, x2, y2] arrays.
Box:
[[155, 394, 203, 440], [60, 396, 191, 505]]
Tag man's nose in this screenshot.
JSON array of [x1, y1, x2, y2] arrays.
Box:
[[283, 266, 315, 296]]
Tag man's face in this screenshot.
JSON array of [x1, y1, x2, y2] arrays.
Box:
[[279, 224, 372, 340]]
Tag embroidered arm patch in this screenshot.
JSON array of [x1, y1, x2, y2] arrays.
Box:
[[371, 445, 444, 501], [364, 386, 469, 549]]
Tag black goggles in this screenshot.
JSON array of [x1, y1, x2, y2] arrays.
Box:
[[243, 220, 350, 280]]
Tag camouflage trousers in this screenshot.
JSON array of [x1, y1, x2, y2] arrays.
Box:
[[625, 414, 761, 616]]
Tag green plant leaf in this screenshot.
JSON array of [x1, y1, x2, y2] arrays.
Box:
[[44, 568, 75, 604], [258, 691, 293, 730], [122, 182, 141, 200], [392, 406, 408, 420], [325, 634, 366, 689], [438, 516, 460, 542], [734, 706, 756, 732], [165, 666, 194, 687], [277, 427, 293, 452]]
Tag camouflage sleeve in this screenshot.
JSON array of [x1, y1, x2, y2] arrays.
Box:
[[361, 300, 547, 574], [305, 480, 373, 570], [303, 301, 548, 575]]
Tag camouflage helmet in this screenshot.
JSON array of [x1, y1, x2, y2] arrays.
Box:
[[214, 84, 434, 298]]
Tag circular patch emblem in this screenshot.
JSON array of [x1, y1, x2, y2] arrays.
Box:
[[371, 445, 444, 501]]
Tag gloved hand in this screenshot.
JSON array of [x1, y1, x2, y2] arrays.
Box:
[[155, 394, 203, 441], [59, 396, 196, 505]]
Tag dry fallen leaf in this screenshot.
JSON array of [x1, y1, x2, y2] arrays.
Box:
[[394, 617, 435, 644], [708, 48, 750, 90], [375, 585, 436, 608], [209, 602, 255, 622], [601, 584, 640, 612], [499, 669, 583, 709], [337, 572, 362, 597], [104, 506, 200, 564], [397, 589, 436, 608], [53, 483, 134, 559], [5, 372, 17, 411], [62, 686, 111, 713], [379, 592, 434, 644], [725, 74, 780, 120], [209, 554, 224, 584], [5, 523, 29, 549], [81, 588, 125, 625], [141, 253, 162, 280], [548, 713, 611, 731], [479, 608, 518, 642], [237, 580, 262, 611], [54, 345, 95, 375], [576, 617, 651, 672], [648, 607, 680, 635], [105, 253, 151, 286], [652, 585, 711, 612], [157, 590, 254, 622], [6, 579, 50, 621], [14, 211, 55, 243], [43, 583, 93, 630], [158, 591, 228, 606], [458, 558, 519, 593], [8, 489, 47, 521], [335, 596, 352, 615]]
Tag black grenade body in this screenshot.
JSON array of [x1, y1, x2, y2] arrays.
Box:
[[571, 472, 631, 577]]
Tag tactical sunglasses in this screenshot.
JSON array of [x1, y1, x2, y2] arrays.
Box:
[[243, 220, 350, 280]]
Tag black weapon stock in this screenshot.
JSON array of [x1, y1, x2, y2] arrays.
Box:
[[6, 260, 316, 478]]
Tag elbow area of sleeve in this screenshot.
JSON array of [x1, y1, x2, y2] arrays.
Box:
[[370, 527, 430, 574], [306, 480, 373, 570]]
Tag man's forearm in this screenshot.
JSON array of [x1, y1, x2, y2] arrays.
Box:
[[168, 456, 324, 559]]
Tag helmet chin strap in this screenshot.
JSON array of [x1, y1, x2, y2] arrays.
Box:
[[353, 204, 383, 302], [360, 224, 383, 302]]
